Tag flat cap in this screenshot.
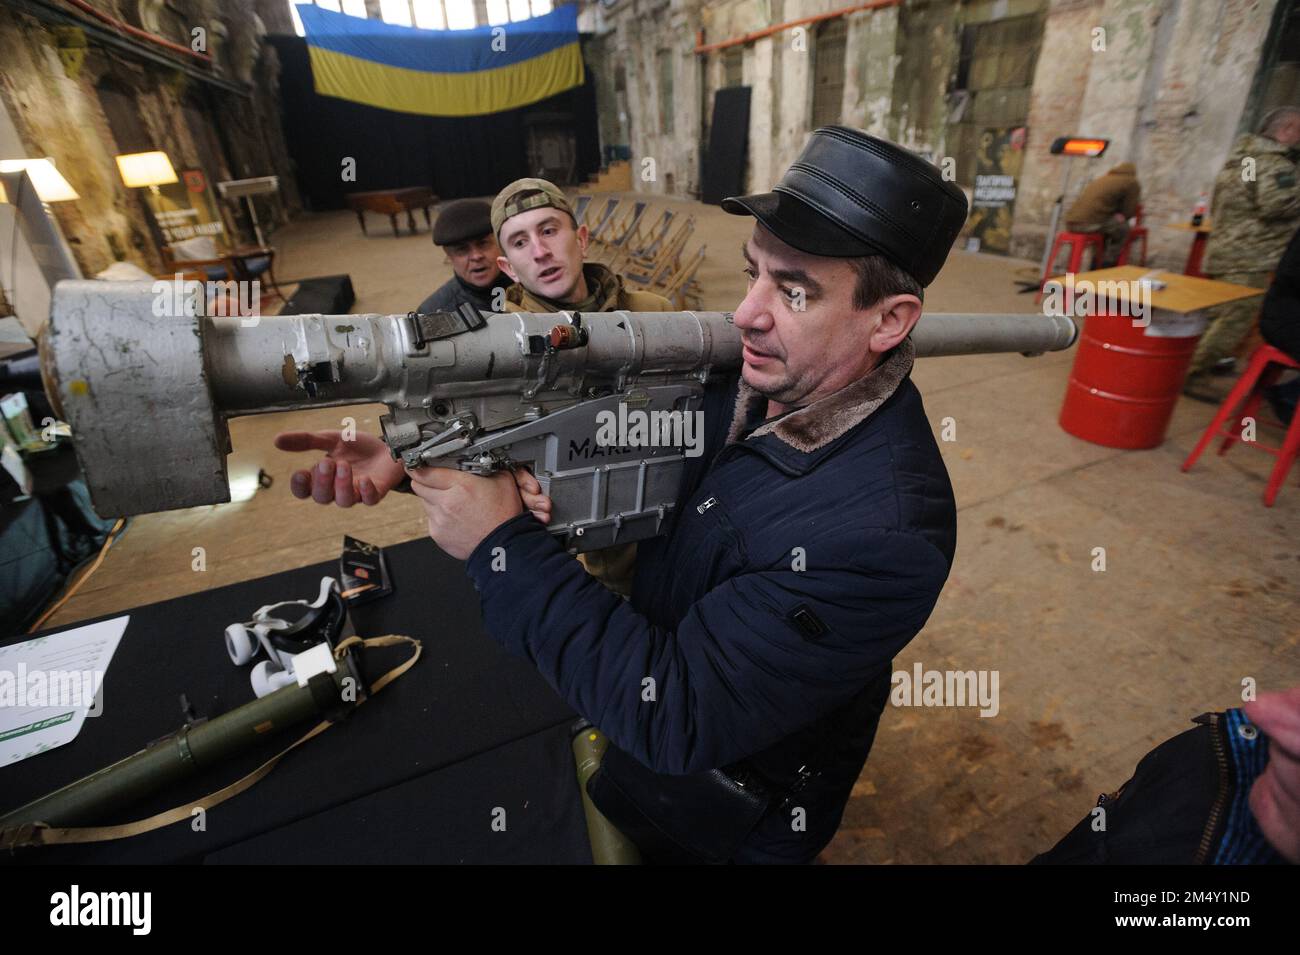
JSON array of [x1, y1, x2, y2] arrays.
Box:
[[432, 198, 494, 246], [723, 126, 969, 286]]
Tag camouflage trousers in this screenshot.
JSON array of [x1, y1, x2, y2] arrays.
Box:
[[1188, 271, 1269, 376]]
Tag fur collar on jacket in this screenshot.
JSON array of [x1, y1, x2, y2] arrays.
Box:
[[724, 338, 916, 453]]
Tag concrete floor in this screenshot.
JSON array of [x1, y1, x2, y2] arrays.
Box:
[[41, 195, 1300, 864]]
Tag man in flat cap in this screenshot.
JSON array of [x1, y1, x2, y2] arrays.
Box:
[[398, 127, 967, 863], [415, 198, 511, 315], [275, 200, 513, 496]]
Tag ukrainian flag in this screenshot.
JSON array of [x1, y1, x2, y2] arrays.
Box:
[[297, 4, 584, 118]]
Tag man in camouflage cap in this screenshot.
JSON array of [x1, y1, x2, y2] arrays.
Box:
[[274, 178, 671, 599], [1186, 107, 1300, 391], [492, 177, 671, 596], [490, 177, 670, 315]]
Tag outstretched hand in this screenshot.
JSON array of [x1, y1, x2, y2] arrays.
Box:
[[274, 430, 407, 507]]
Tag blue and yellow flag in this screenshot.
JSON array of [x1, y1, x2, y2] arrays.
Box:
[[297, 4, 584, 117]]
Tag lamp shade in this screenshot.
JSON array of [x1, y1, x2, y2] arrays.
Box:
[[116, 151, 178, 189], [0, 158, 80, 202]]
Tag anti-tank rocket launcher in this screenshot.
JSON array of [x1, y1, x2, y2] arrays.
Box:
[[39, 280, 1076, 552]]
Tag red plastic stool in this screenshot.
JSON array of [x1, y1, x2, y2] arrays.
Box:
[[1036, 230, 1105, 301], [1181, 344, 1300, 506], [1116, 204, 1148, 266]]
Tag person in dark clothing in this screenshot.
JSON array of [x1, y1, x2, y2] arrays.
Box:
[[415, 198, 511, 314], [400, 127, 969, 863], [1033, 685, 1298, 865], [1064, 162, 1141, 267], [1262, 225, 1300, 424]]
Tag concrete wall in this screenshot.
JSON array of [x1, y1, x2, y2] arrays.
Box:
[[588, 0, 1284, 268], [710, 0, 907, 193], [841, 4, 901, 137], [0, 0, 298, 296], [1013, 0, 1103, 259], [888, 0, 959, 160], [590, 0, 909, 196], [1011, 0, 1281, 265], [1122, 0, 1281, 268]]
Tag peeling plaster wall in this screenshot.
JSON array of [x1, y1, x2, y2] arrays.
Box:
[[584, 0, 703, 196], [583, 33, 623, 161], [632, 6, 702, 196], [747, 36, 778, 192], [0, 0, 299, 290], [0, 16, 145, 278], [889, 0, 959, 158], [772, 1, 819, 183], [1075, 0, 1161, 164], [1122, 0, 1281, 268], [1012, 0, 1105, 259], [842, 4, 901, 136], [707, 0, 905, 192], [1012, 0, 1280, 265], [591, 0, 907, 195], [699, 0, 775, 191], [585, 0, 1279, 264]]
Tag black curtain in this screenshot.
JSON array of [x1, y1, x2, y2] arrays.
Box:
[[701, 87, 751, 205], [267, 35, 601, 209]]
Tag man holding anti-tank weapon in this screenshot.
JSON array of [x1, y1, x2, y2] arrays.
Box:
[[32, 126, 1075, 860], [279, 128, 975, 863]]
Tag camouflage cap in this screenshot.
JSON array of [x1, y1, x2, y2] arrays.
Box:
[[491, 177, 575, 238]]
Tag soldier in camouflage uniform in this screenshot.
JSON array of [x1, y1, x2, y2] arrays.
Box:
[[1187, 107, 1300, 387]]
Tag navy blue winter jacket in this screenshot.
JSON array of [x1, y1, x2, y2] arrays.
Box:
[[464, 339, 956, 862]]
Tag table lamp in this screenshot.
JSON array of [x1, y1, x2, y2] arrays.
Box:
[[115, 150, 178, 196]]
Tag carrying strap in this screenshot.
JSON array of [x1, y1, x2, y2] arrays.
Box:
[[409, 303, 486, 346], [0, 634, 420, 850]]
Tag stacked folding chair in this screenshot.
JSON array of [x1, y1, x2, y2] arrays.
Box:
[[561, 195, 707, 309], [594, 200, 647, 254], [623, 217, 706, 307], [624, 218, 693, 284], [608, 209, 674, 272], [571, 194, 593, 228], [585, 198, 623, 244], [660, 244, 707, 309]]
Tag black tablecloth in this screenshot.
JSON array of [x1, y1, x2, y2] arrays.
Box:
[[0, 538, 590, 864]]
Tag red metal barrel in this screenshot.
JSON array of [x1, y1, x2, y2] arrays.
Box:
[[1059, 309, 1200, 449]]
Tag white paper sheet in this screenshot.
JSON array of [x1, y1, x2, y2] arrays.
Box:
[[0, 616, 128, 767]]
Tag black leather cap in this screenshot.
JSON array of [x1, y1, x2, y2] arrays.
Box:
[[723, 126, 968, 286], [433, 198, 493, 246]]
